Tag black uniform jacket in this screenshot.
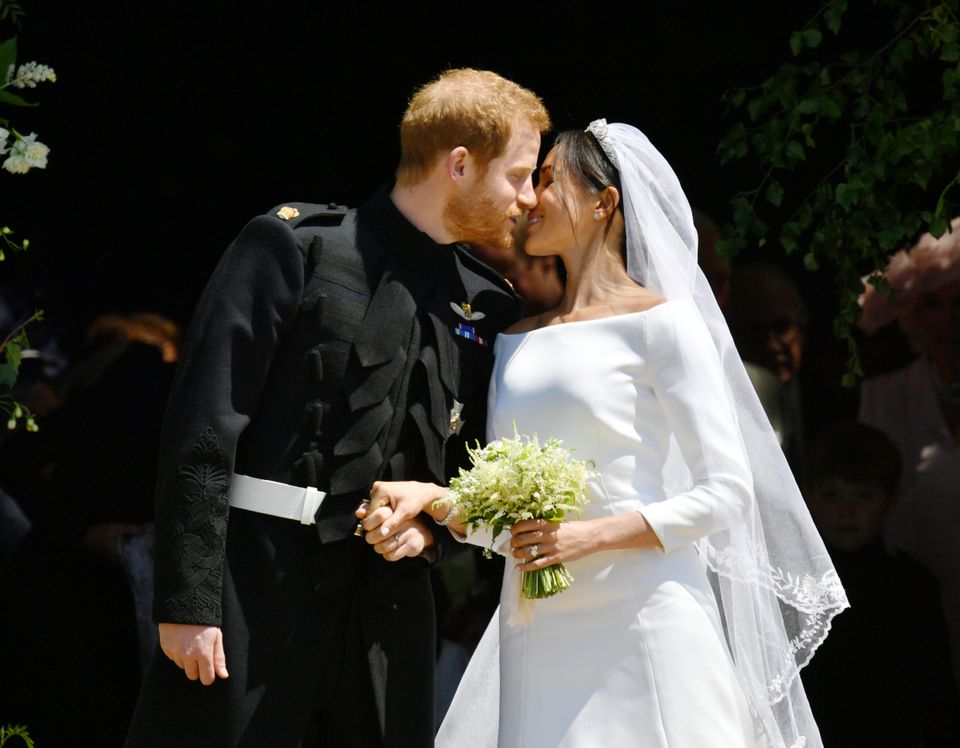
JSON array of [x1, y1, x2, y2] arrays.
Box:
[[152, 185, 520, 626]]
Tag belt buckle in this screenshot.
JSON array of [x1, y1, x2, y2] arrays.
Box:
[[300, 486, 320, 525]]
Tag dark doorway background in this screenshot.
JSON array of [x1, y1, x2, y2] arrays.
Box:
[[6, 1, 824, 341]]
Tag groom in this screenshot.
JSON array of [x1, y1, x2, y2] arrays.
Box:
[[125, 68, 550, 747]]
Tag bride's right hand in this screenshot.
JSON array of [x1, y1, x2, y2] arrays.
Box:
[[357, 480, 449, 541]]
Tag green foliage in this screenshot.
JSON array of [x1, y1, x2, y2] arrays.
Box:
[[718, 0, 960, 381], [0, 1, 39, 736], [0, 724, 34, 748], [0, 36, 48, 109], [0, 88, 38, 107], [0, 1, 24, 28], [0, 36, 15, 81], [0, 309, 41, 431], [1, 11, 52, 436], [0, 224, 28, 260], [0, 311, 37, 389]]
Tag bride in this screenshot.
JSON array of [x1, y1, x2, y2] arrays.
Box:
[[360, 121, 847, 747]]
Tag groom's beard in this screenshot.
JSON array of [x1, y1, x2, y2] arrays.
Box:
[[443, 183, 516, 251]]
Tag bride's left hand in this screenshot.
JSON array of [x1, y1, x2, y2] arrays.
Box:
[[510, 518, 596, 570]]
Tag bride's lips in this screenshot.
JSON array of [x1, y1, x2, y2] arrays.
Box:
[[526, 213, 543, 230]]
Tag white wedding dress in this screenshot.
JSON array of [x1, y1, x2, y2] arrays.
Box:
[[438, 300, 770, 748]]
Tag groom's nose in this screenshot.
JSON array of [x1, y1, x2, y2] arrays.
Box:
[[517, 176, 537, 211]]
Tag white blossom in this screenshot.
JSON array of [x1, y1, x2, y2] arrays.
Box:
[[7, 61, 57, 89], [25, 139, 49, 167], [0, 127, 9, 156], [445, 429, 595, 599], [3, 154, 30, 174], [3, 132, 49, 174]]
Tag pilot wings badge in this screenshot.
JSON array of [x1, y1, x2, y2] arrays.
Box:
[[450, 301, 486, 321], [451, 301, 489, 346]]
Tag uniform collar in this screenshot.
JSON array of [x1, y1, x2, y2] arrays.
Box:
[[359, 183, 459, 276]]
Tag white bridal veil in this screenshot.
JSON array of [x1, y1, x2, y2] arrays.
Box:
[[437, 121, 848, 748], [598, 119, 847, 747]]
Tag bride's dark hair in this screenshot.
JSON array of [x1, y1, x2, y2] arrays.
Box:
[[553, 129, 623, 209], [551, 129, 626, 263]]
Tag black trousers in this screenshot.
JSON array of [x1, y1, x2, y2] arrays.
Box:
[[125, 511, 436, 747]]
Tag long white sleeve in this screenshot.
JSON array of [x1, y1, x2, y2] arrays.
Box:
[[639, 301, 752, 553]]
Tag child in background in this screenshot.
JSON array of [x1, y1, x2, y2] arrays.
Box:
[[801, 421, 959, 746]]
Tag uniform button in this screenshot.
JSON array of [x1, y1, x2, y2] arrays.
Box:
[[303, 348, 324, 382], [305, 400, 324, 437]]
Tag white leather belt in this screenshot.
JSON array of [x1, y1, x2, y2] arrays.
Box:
[[228, 474, 326, 525]]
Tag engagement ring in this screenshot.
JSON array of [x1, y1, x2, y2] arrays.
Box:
[[530, 544, 539, 559]]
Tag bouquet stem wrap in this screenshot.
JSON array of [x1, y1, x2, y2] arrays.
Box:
[[442, 430, 594, 600], [521, 562, 576, 599]]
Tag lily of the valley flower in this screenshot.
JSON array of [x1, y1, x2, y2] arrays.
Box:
[[3, 131, 49, 174], [4, 61, 56, 89]]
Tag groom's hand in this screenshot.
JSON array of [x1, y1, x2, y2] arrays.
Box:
[[159, 623, 229, 685], [358, 480, 444, 539], [365, 515, 436, 561]]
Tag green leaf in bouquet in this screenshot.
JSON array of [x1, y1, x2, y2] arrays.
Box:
[[447, 428, 595, 600]]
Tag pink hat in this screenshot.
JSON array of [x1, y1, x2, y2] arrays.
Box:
[[857, 218, 960, 334]]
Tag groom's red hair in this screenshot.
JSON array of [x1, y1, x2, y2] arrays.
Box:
[[395, 68, 550, 186]]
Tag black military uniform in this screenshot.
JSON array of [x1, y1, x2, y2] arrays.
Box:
[[125, 185, 520, 747]]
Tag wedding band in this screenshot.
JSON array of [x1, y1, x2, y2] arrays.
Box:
[[529, 544, 539, 559], [393, 535, 400, 549]]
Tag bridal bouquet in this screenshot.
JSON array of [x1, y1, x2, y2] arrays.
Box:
[[444, 430, 594, 599]]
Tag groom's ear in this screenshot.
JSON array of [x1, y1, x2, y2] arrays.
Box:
[[446, 146, 471, 183]]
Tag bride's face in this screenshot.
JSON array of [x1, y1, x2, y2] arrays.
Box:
[[524, 147, 595, 258]]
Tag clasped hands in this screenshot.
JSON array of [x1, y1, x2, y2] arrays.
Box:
[[161, 482, 610, 687], [357, 480, 597, 570], [355, 480, 442, 561]]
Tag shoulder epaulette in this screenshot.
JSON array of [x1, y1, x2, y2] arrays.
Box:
[[267, 201, 349, 230]]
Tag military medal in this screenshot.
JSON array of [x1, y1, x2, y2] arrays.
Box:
[[448, 400, 465, 436], [453, 322, 488, 346], [451, 301, 488, 346]]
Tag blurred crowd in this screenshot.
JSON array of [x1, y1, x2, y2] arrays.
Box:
[[1, 214, 958, 746]]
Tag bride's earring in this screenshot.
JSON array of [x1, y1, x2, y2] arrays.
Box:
[[593, 210, 603, 221]]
